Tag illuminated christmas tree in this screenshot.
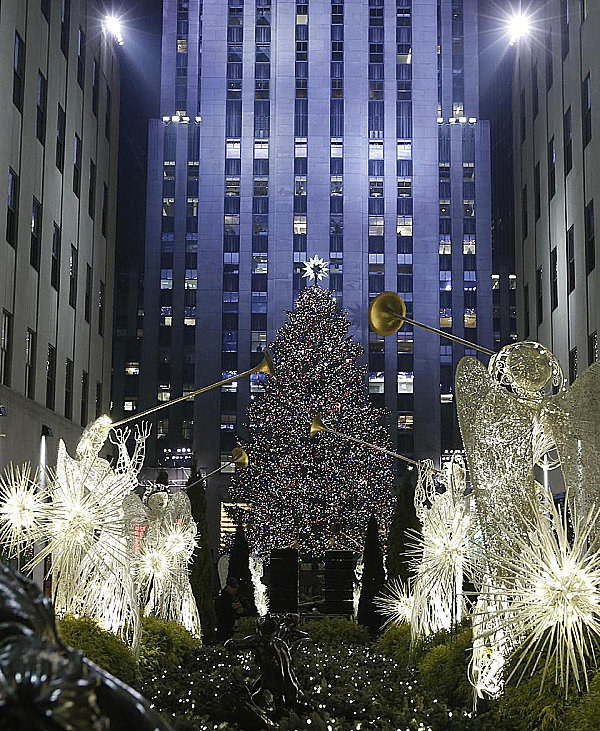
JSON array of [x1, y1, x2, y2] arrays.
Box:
[[230, 284, 395, 559]]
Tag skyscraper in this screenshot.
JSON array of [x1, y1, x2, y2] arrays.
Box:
[[514, 0, 599, 382], [0, 0, 120, 471], [130, 0, 492, 494]]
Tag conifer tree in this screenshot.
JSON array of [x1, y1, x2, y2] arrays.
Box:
[[357, 514, 386, 635], [230, 285, 394, 559], [187, 457, 217, 643], [228, 523, 256, 614], [386, 470, 421, 584]]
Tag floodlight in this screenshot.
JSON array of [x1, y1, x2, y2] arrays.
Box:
[[103, 15, 124, 46], [508, 13, 531, 45]]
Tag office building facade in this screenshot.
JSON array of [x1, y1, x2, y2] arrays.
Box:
[[514, 0, 599, 381], [130, 0, 492, 486], [0, 0, 120, 470]]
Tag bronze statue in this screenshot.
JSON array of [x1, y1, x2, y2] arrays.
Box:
[[0, 561, 172, 731]]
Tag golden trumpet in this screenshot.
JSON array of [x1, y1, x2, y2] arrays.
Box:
[[309, 414, 440, 472], [112, 352, 275, 427], [186, 448, 249, 490], [369, 291, 493, 356]]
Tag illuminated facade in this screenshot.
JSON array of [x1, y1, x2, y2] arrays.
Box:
[[0, 0, 120, 471], [126, 0, 493, 482]]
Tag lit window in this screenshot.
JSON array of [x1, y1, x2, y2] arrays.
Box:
[[440, 309, 452, 328], [161, 269, 173, 289], [177, 38, 188, 53], [491, 274, 500, 290], [226, 140, 241, 158], [330, 176, 343, 195], [224, 214, 240, 234], [370, 178, 384, 197], [157, 419, 169, 438], [368, 372, 385, 394], [369, 141, 383, 160], [295, 140, 308, 157], [125, 361, 140, 376], [397, 215, 413, 236], [397, 141, 412, 159], [369, 216, 384, 236], [123, 400, 137, 411], [226, 177, 240, 196], [251, 331, 266, 352], [398, 178, 412, 197], [397, 372, 414, 394], [439, 236, 452, 255], [463, 201, 475, 217], [252, 254, 268, 273], [397, 333, 413, 353], [331, 140, 343, 157], [220, 414, 237, 430], [254, 141, 269, 158], [295, 176, 307, 195], [157, 390, 170, 402], [397, 413, 413, 430], [184, 317, 196, 326], [439, 200, 451, 216], [464, 310, 477, 328], [294, 215, 307, 235], [162, 198, 175, 216], [463, 236, 476, 254], [509, 274, 517, 289], [441, 393, 453, 403]]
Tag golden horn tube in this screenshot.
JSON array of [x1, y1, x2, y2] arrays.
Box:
[[369, 291, 494, 356], [309, 415, 441, 473], [112, 353, 274, 428], [185, 448, 249, 490]]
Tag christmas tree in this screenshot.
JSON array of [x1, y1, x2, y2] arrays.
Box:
[[230, 285, 395, 559]]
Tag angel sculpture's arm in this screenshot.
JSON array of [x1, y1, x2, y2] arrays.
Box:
[[130, 423, 152, 477], [109, 427, 133, 475]]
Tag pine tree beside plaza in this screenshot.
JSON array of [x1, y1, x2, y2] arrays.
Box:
[[386, 469, 421, 584], [228, 522, 257, 614], [357, 514, 386, 635], [229, 284, 395, 559], [187, 457, 217, 643]]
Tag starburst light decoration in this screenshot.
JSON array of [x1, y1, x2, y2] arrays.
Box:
[[475, 494, 600, 695], [374, 578, 413, 629], [250, 556, 269, 616], [0, 463, 46, 556], [302, 254, 329, 282]]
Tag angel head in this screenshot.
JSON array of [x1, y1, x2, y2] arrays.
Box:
[[489, 341, 564, 398], [146, 488, 169, 515]]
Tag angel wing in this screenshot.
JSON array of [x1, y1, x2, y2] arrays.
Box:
[[541, 360, 600, 517], [455, 356, 540, 552]]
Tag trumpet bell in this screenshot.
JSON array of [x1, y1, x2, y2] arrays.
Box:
[[253, 350, 275, 377], [368, 291, 407, 336], [231, 447, 249, 469], [310, 415, 327, 438]]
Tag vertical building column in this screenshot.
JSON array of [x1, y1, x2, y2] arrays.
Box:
[[411, 0, 441, 463]]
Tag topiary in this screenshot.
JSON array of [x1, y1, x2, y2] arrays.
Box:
[[57, 615, 139, 687], [302, 616, 371, 647], [374, 621, 413, 666], [562, 668, 600, 731], [417, 625, 474, 710], [139, 615, 202, 678]]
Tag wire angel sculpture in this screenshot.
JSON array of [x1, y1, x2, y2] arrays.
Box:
[[0, 416, 151, 648], [456, 340, 600, 697], [127, 488, 201, 637]]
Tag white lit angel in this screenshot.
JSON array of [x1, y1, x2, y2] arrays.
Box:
[[29, 417, 149, 646], [127, 487, 201, 637], [409, 455, 473, 638]]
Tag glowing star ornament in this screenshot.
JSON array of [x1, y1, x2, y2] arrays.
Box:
[[302, 255, 329, 282], [476, 495, 600, 695], [0, 463, 46, 556], [375, 578, 413, 629]]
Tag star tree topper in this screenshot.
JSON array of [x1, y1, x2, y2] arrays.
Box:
[[302, 254, 329, 282]]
